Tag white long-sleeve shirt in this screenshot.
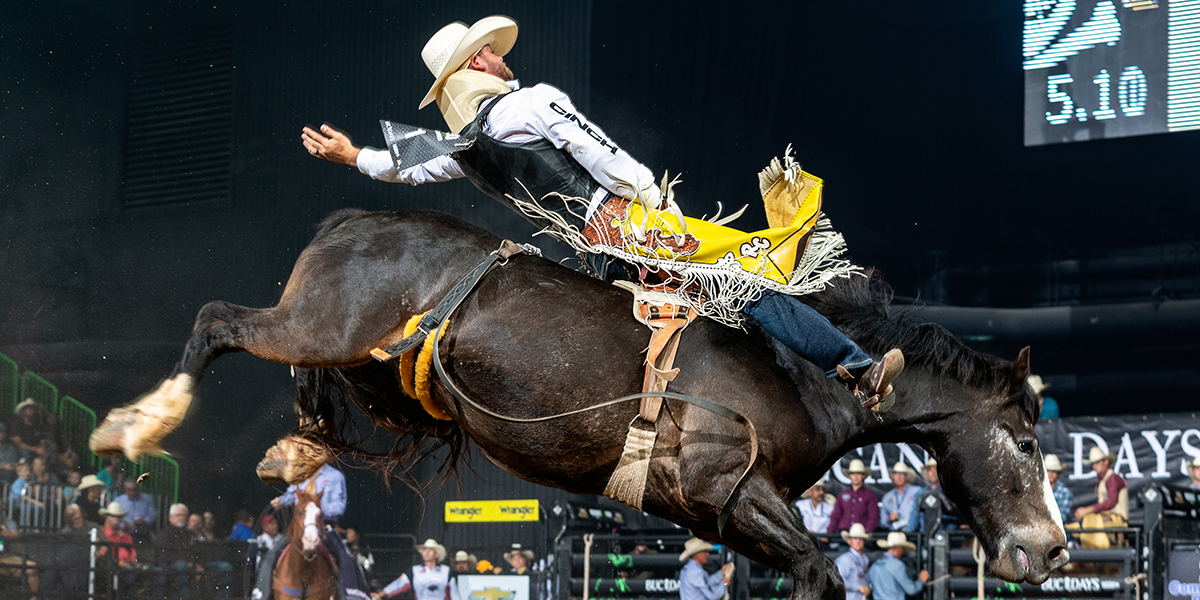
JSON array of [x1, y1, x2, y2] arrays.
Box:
[[356, 83, 658, 220]]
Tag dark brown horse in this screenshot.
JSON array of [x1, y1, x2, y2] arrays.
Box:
[[91, 209, 1069, 600], [274, 484, 337, 600]]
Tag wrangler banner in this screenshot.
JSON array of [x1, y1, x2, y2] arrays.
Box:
[[445, 499, 541, 523], [822, 412, 1200, 523]]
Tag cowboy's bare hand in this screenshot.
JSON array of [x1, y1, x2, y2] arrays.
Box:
[[301, 123, 361, 167], [889, 512, 900, 522], [918, 570, 930, 582], [270, 497, 282, 509], [858, 585, 872, 596]]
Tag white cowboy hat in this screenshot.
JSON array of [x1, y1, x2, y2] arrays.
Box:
[[844, 459, 870, 475], [889, 462, 917, 478], [100, 501, 128, 517], [1084, 446, 1117, 465], [678, 537, 715, 562], [454, 550, 474, 563], [841, 523, 871, 541], [416, 538, 447, 562], [923, 458, 938, 469], [504, 544, 534, 564], [15, 398, 38, 413], [1189, 456, 1200, 469], [418, 15, 518, 109], [1043, 454, 1064, 472], [877, 531, 916, 550], [78, 474, 106, 491], [1027, 374, 1050, 395]]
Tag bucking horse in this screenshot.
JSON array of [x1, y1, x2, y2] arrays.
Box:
[[90, 208, 1069, 600]]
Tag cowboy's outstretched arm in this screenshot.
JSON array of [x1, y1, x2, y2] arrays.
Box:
[[523, 84, 662, 207], [302, 123, 465, 185]]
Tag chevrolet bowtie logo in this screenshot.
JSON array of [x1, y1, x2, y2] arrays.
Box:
[[470, 588, 516, 600]]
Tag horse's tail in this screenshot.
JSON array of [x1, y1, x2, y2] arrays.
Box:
[[311, 208, 369, 242], [292, 361, 468, 494]]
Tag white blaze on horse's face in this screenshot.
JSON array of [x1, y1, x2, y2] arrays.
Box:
[[302, 501, 322, 552]]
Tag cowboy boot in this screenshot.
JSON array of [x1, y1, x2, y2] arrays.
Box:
[[837, 348, 905, 413]]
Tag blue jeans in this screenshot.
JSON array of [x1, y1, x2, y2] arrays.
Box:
[[744, 290, 873, 378]]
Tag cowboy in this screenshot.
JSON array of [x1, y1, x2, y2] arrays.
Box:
[[101, 501, 142, 596], [1027, 374, 1058, 419], [915, 458, 961, 531], [867, 532, 928, 600], [796, 481, 834, 536], [835, 524, 873, 600], [504, 544, 535, 575], [452, 550, 477, 575], [1188, 456, 1200, 490], [1066, 446, 1128, 549], [677, 538, 734, 600], [1044, 454, 1073, 525], [830, 460, 880, 532], [880, 462, 924, 532], [374, 538, 461, 600], [300, 15, 904, 409]]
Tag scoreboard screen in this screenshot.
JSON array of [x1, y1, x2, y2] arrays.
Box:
[[1023, 0, 1200, 146]]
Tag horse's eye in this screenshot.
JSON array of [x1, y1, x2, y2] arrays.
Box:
[[1018, 440, 1035, 454]]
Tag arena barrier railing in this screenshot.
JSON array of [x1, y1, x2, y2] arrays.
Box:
[[1141, 483, 1200, 600], [59, 395, 99, 470], [358, 532, 419, 590], [3, 482, 171, 533], [0, 532, 256, 599]]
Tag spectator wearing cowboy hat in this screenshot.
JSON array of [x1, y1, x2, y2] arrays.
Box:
[[678, 538, 734, 600], [504, 544, 535, 575], [831, 459, 881, 532], [10, 398, 54, 462], [452, 550, 477, 575], [374, 539, 461, 600], [868, 532, 928, 600], [1044, 454, 1073, 525], [835, 524, 873, 600], [101, 500, 143, 598], [796, 481, 835, 536], [75, 474, 107, 524], [880, 462, 924, 532], [1027, 375, 1058, 419], [1188, 456, 1200, 490], [1067, 446, 1128, 549]]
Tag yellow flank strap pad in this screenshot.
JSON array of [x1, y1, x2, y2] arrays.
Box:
[[415, 319, 453, 421], [396, 311, 453, 421]]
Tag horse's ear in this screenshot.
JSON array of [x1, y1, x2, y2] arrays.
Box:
[[1009, 346, 1031, 392]]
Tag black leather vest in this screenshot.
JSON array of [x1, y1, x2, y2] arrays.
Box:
[[454, 94, 605, 228]]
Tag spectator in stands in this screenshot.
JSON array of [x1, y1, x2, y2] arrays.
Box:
[[344, 526, 375, 575], [229, 508, 255, 541], [677, 537, 734, 600], [187, 513, 205, 538], [30, 455, 60, 486], [10, 461, 30, 500], [0, 423, 20, 484], [154, 502, 201, 599], [1044, 454, 1073, 525], [63, 503, 101, 533], [102, 501, 141, 597], [868, 532, 928, 600], [1188, 456, 1200, 490], [880, 462, 924, 532], [797, 481, 834, 538], [202, 510, 217, 540], [915, 459, 962, 531], [114, 479, 157, 542], [504, 544, 535, 575], [372, 538, 460, 600], [257, 514, 283, 552], [1070, 446, 1128, 548], [62, 469, 82, 502], [452, 550, 476, 576], [75, 474, 107, 524], [830, 459, 880, 533], [10, 399, 52, 462], [97, 455, 124, 492], [1028, 374, 1058, 420], [836, 524, 872, 600], [0, 503, 40, 596]]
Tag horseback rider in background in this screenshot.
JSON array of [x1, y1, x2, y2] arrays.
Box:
[[300, 15, 903, 409]]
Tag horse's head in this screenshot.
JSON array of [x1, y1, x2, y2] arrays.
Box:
[[930, 347, 1069, 583], [291, 481, 325, 560]]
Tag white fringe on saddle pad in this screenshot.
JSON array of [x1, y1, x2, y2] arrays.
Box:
[[507, 189, 860, 328]]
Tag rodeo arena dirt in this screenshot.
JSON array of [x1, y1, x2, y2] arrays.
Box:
[[5, 3, 1200, 600]]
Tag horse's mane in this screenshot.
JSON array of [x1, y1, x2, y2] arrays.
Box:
[[802, 270, 1036, 419]]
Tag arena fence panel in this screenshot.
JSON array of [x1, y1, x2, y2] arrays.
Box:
[[0, 352, 17, 414], [58, 395, 99, 471], [18, 371, 59, 415]]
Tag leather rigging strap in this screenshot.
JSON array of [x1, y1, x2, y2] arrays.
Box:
[[377, 240, 759, 535]]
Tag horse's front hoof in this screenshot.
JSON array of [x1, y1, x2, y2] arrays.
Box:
[[90, 374, 193, 461], [256, 435, 334, 484]]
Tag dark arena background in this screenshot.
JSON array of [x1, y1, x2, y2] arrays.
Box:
[[2, 0, 1199, 599]]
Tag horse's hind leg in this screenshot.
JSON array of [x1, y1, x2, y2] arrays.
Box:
[[701, 475, 844, 600]]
